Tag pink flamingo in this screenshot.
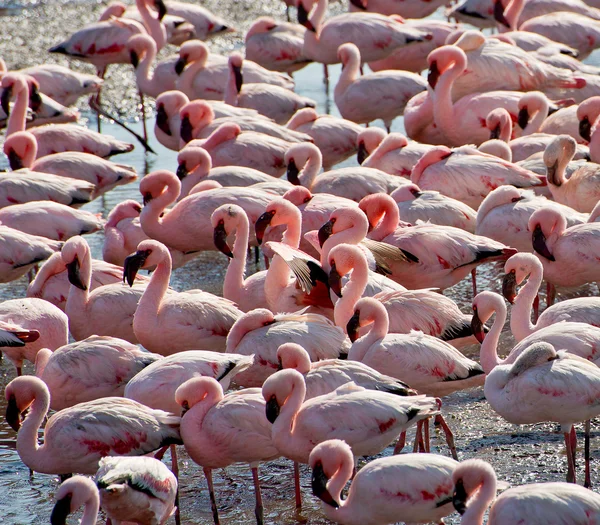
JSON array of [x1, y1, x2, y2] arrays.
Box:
[[61, 235, 146, 343], [34, 335, 161, 410], [544, 135, 600, 212], [4, 131, 137, 197], [139, 170, 273, 252], [0, 297, 67, 376], [224, 53, 315, 124], [211, 204, 269, 312], [539, 104, 584, 141], [95, 456, 178, 525], [154, 90, 189, 150], [5, 375, 181, 475], [245, 17, 312, 74], [411, 144, 546, 209], [334, 43, 426, 131], [51, 476, 99, 525], [391, 184, 477, 233], [0, 201, 103, 241], [452, 459, 600, 523], [286, 108, 363, 169], [297, 0, 432, 65], [285, 142, 411, 201], [225, 308, 350, 387], [348, 0, 449, 17], [359, 129, 433, 177], [493, 0, 600, 29], [125, 350, 253, 414], [123, 239, 242, 354], [309, 439, 458, 525], [160, 0, 234, 40], [503, 253, 600, 340], [577, 96, 600, 162], [175, 377, 279, 524], [0, 226, 63, 284], [476, 185, 587, 253], [178, 99, 311, 146]]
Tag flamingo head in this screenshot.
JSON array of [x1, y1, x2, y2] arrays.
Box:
[[211, 204, 247, 258], [246, 17, 278, 40], [255, 198, 301, 244], [528, 208, 564, 262], [123, 240, 170, 286], [285, 143, 321, 186], [502, 253, 540, 304], [228, 53, 244, 93], [485, 108, 511, 140], [126, 34, 155, 69], [5, 376, 44, 432], [492, 0, 510, 28], [543, 135, 575, 187], [1, 72, 29, 115], [356, 127, 386, 165], [346, 297, 386, 342], [471, 291, 504, 343], [61, 236, 90, 291], [411, 146, 452, 184], [277, 343, 311, 373], [319, 207, 368, 247], [175, 40, 209, 74], [390, 183, 422, 203], [262, 368, 303, 423], [3, 131, 37, 170], [328, 244, 365, 298], [152, 0, 168, 20], [287, 107, 318, 130], [297, 0, 316, 33], [175, 377, 224, 416], [177, 143, 212, 180], [452, 459, 498, 516], [180, 101, 214, 145], [358, 193, 397, 233], [576, 96, 600, 142], [106, 200, 142, 227], [139, 170, 181, 207], [517, 91, 548, 131], [283, 186, 313, 206], [51, 476, 99, 525], [426, 45, 467, 90], [309, 440, 351, 509], [337, 43, 360, 70], [155, 91, 189, 136]]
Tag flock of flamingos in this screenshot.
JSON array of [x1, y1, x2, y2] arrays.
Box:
[[5, 0, 600, 522]]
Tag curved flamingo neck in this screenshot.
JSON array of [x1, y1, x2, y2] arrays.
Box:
[[223, 214, 250, 303], [135, 0, 166, 50], [78, 486, 100, 525], [510, 265, 543, 341], [185, 383, 223, 434], [348, 306, 389, 361], [432, 51, 467, 143], [504, 0, 525, 30], [281, 210, 302, 249], [27, 252, 64, 297], [335, 49, 360, 100], [67, 244, 92, 312], [16, 382, 51, 473], [479, 299, 507, 374], [461, 469, 497, 525], [522, 99, 549, 136], [298, 149, 322, 190], [333, 260, 368, 329], [34, 348, 52, 378], [321, 224, 367, 269], [140, 181, 180, 233], [179, 58, 207, 99], [368, 201, 399, 241], [310, 0, 328, 34], [224, 61, 239, 106], [272, 374, 307, 458], [136, 42, 157, 96], [553, 141, 574, 186], [324, 455, 354, 520], [138, 251, 171, 317], [7, 82, 28, 136]]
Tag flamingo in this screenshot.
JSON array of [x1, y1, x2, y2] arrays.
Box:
[[51, 476, 99, 525], [225, 308, 350, 387], [540, 104, 585, 142], [61, 235, 146, 343], [160, 0, 234, 40], [123, 239, 242, 354], [285, 142, 411, 201], [286, 108, 363, 169], [5, 375, 181, 475], [334, 43, 426, 131], [245, 17, 312, 74], [211, 204, 269, 312], [34, 335, 160, 410], [502, 253, 600, 340], [103, 200, 148, 267], [309, 439, 457, 525], [95, 456, 178, 525], [139, 170, 274, 252], [578, 96, 600, 162], [175, 377, 279, 524], [224, 53, 315, 124], [154, 90, 188, 151], [390, 184, 477, 233], [492, 0, 600, 29], [476, 186, 587, 253], [125, 350, 253, 414]]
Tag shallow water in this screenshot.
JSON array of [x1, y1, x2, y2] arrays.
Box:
[[2, 0, 600, 523]]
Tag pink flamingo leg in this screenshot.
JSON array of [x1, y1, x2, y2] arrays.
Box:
[[139, 90, 148, 144], [564, 430, 576, 484], [393, 431, 407, 454], [547, 281, 556, 307], [435, 414, 459, 460], [294, 461, 302, 509], [171, 445, 181, 525], [154, 445, 168, 461], [412, 420, 423, 452], [424, 418, 431, 453], [471, 269, 478, 297], [252, 466, 264, 525], [585, 420, 592, 488], [203, 467, 221, 525]]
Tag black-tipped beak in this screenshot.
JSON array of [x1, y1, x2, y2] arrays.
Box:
[[15, 330, 41, 344], [470, 308, 485, 344], [265, 394, 280, 424], [156, 104, 171, 136], [532, 224, 555, 261], [489, 124, 501, 140], [66, 257, 87, 291], [180, 114, 193, 144], [493, 0, 510, 27], [318, 220, 334, 247], [143, 192, 153, 206], [517, 107, 529, 130], [6, 148, 23, 171], [6, 394, 21, 432], [155, 0, 167, 20], [349, 0, 367, 9], [175, 56, 187, 75], [233, 64, 243, 94], [427, 61, 439, 90], [452, 478, 468, 515], [311, 461, 339, 508], [546, 161, 559, 186], [579, 116, 592, 142], [123, 249, 150, 287], [50, 493, 72, 525], [255, 210, 275, 245], [179, 400, 190, 417], [328, 262, 343, 298], [357, 141, 368, 165], [287, 158, 300, 185], [410, 188, 423, 198], [130, 50, 139, 69], [176, 162, 188, 180], [502, 271, 517, 304], [29, 84, 42, 112], [214, 221, 233, 257], [347, 310, 360, 342], [297, 2, 316, 31], [1, 86, 12, 116]]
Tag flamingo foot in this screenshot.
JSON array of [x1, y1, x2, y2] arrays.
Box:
[[204, 468, 220, 525], [252, 466, 264, 525], [435, 414, 459, 460]]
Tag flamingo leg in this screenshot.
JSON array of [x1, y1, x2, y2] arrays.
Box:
[[254, 246, 260, 264], [532, 294, 540, 323], [564, 430, 576, 484], [170, 445, 181, 525], [154, 445, 168, 461], [585, 420, 592, 488], [546, 281, 556, 307], [424, 418, 430, 453], [393, 431, 407, 454], [323, 64, 329, 97], [203, 467, 220, 525], [251, 466, 264, 525], [139, 90, 148, 144], [471, 269, 477, 297], [435, 414, 458, 460], [418, 423, 426, 453], [94, 67, 106, 133], [294, 461, 302, 509], [412, 420, 423, 452], [16, 366, 22, 377], [359, 64, 364, 76]]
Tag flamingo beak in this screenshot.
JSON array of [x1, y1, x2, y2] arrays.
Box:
[[233, 64, 243, 94], [311, 461, 340, 508], [517, 107, 529, 130], [154, 0, 167, 20], [143, 192, 153, 206], [255, 210, 276, 245], [15, 330, 40, 344], [318, 220, 334, 247], [489, 124, 501, 140], [297, 2, 316, 32], [29, 84, 43, 113], [357, 141, 368, 165], [532, 224, 555, 261], [176, 162, 188, 180], [493, 0, 511, 27], [328, 262, 343, 298], [427, 61, 440, 89], [50, 493, 72, 525], [123, 249, 151, 287], [156, 104, 172, 136], [174, 56, 187, 75], [410, 188, 423, 198], [130, 50, 139, 69], [452, 478, 468, 515], [546, 160, 560, 186], [1, 85, 12, 116], [265, 394, 280, 423], [5, 394, 21, 431], [66, 256, 87, 291], [286, 158, 301, 185], [6, 148, 23, 171], [346, 310, 361, 342], [180, 114, 193, 144], [579, 116, 592, 142], [470, 308, 485, 344], [502, 271, 518, 304], [214, 221, 233, 258]]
